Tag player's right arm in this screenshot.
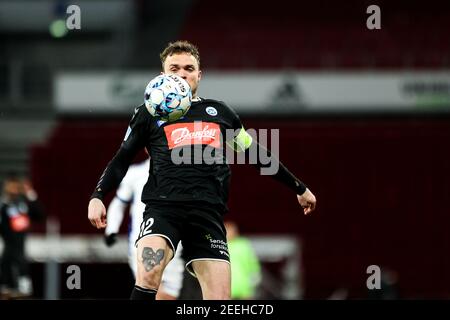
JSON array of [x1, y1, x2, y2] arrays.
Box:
[[88, 106, 148, 229]]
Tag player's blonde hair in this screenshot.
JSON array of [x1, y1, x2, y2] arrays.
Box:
[[160, 40, 201, 69]]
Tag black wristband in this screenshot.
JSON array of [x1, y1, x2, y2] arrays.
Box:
[[90, 189, 104, 201], [295, 180, 307, 195]]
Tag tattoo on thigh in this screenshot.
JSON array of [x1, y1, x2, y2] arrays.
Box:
[[141, 247, 165, 272]]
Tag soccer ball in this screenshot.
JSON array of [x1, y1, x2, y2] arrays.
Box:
[[144, 74, 192, 122]]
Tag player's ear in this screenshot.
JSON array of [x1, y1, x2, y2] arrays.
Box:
[[198, 70, 202, 81], [160, 71, 164, 75]]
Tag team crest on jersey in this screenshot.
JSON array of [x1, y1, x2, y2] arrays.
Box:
[[205, 106, 218, 116], [164, 122, 221, 149]]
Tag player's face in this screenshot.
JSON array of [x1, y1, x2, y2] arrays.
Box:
[[163, 53, 202, 98]]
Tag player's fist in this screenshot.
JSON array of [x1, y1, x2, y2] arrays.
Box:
[[104, 233, 118, 247], [88, 198, 107, 229], [297, 188, 316, 215]]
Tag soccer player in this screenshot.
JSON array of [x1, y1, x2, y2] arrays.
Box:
[[104, 158, 184, 300], [0, 174, 45, 298], [88, 40, 316, 300], [224, 220, 261, 299]]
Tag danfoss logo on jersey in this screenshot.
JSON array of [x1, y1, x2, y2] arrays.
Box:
[[164, 122, 221, 149]]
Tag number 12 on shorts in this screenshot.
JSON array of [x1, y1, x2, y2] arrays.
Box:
[[139, 218, 154, 238]]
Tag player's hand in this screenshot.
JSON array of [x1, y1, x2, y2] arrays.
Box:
[[22, 179, 38, 201], [297, 188, 316, 215], [104, 233, 118, 247], [88, 198, 107, 229]]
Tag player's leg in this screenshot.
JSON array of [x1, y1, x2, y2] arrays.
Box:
[[14, 238, 33, 297], [191, 259, 231, 300], [0, 244, 15, 297], [131, 223, 180, 300], [134, 235, 174, 296], [183, 206, 231, 300], [156, 243, 185, 300], [132, 206, 181, 300], [128, 241, 137, 279]]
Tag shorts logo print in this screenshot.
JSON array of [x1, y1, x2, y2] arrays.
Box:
[[206, 235, 228, 251]]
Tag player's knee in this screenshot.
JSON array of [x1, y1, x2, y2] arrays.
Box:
[[138, 265, 163, 290], [219, 286, 231, 300], [211, 291, 230, 300], [202, 284, 230, 300], [205, 289, 230, 300]]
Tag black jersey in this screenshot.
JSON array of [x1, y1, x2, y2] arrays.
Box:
[[92, 98, 308, 215], [0, 196, 44, 240], [93, 98, 243, 213]]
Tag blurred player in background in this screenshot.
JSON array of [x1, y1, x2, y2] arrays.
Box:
[[104, 158, 185, 300], [224, 220, 261, 299], [0, 174, 45, 299], [88, 40, 316, 300]]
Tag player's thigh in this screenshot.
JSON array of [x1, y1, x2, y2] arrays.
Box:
[[191, 259, 231, 298], [135, 205, 183, 278], [183, 209, 230, 275], [191, 259, 230, 283], [136, 235, 174, 283], [159, 244, 185, 299]]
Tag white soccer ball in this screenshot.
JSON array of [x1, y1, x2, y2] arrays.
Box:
[[144, 74, 192, 122]]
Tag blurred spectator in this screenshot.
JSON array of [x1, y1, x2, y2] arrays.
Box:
[[0, 174, 45, 299], [224, 220, 261, 299]]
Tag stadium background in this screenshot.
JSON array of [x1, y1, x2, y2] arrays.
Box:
[[1, 0, 450, 299]]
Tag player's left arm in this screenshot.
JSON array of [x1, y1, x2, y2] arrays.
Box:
[[230, 127, 316, 215]]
